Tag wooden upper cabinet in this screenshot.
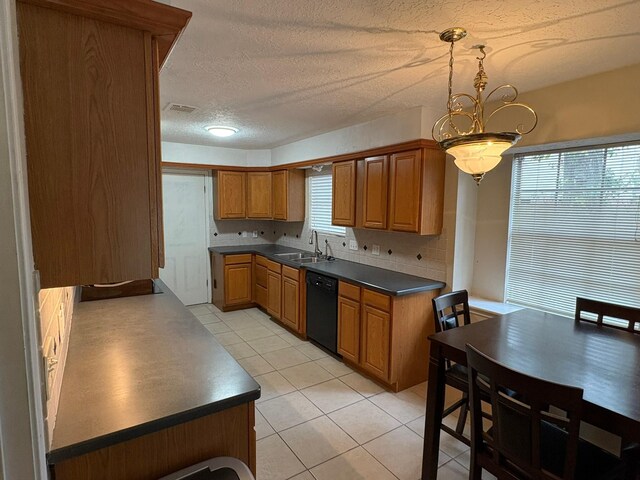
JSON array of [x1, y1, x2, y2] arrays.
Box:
[[247, 172, 272, 219], [215, 171, 246, 219], [361, 156, 389, 229], [332, 160, 357, 227], [272, 169, 305, 222], [17, 0, 190, 288], [388, 149, 422, 233]]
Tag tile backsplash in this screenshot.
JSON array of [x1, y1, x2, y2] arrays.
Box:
[[274, 223, 447, 282], [38, 286, 76, 444]]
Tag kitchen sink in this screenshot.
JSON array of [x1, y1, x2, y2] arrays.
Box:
[[274, 252, 315, 260], [295, 256, 328, 264], [273, 251, 329, 264]]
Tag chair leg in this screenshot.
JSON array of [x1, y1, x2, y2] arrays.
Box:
[[455, 393, 469, 436], [469, 452, 482, 480]]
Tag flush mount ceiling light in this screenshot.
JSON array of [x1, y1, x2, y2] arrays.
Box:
[[432, 27, 538, 185], [205, 125, 239, 137]]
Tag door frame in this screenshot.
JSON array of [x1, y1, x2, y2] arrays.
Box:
[[161, 168, 213, 304]]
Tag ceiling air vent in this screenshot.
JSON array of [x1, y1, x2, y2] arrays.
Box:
[[165, 103, 198, 113]]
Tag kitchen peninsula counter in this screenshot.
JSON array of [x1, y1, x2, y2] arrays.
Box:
[[48, 280, 259, 478]]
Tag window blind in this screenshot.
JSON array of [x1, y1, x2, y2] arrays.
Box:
[[506, 143, 640, 316], [309, 174, 346, 236]]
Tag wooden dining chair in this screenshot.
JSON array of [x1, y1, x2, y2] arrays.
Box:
[[466, 344, 634, 480], [575, 298, 640, 333], [432, 290, 473, 445]]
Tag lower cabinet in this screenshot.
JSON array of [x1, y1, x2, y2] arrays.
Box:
[[337, 296, 360, 364], [281, 266, 300, 331], [360, 304, 391, 380], [267, 270, 281, 319], [51, 402, 256, 479], [212, 253, 253, 311], [254, 260, 268, 309], [337, 280, 440, 391]]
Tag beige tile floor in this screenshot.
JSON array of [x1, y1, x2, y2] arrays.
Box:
[[189, 303, 491, 480]]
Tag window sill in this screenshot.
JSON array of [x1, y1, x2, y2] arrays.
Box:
[[468, 296, 524, 317]]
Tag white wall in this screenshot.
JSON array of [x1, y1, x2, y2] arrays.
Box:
[[471, 63, 640, 301], [271, 106, 425, 165], [0, 1, 47, 477], [161, 141, 271, 167]]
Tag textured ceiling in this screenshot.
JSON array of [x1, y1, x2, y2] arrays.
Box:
[[160, 0, 640, 149]]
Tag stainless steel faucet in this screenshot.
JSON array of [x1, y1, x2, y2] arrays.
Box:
[[310, 230, 322, 257]]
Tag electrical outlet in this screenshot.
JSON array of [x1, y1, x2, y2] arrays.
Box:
[[349, 240, 358, 251], [252, 230, 258, 238], [242, 231, 247, 238], [372, 244, 380, 255]]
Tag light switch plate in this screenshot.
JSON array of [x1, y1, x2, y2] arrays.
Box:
[[242, 231, 247, 238], [372, 244, 380, 255], [252, 230, 258, 238], [349, 240, 358, 251]]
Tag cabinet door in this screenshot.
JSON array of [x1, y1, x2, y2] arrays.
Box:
[[217, 171, 246, 219], [267, 271, 281, 319], [19, 5, 160, 287], [224, 263, 251, 306], [362, 156, 388, 229], [360, 305, 391, 381], [332, 160, 357, 226], [254, 263, 268, 308], [338, 296, 360, 364], [247, 172, 272, 218], [272, 170, 287, 220], [281, 277, 299, 331], [389, 150, 422, 233]]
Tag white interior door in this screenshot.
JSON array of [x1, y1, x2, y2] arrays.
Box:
[[160, 172, 209, 305]]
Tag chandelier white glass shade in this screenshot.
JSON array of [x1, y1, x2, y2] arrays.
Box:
[[432, 28, 537, 184]]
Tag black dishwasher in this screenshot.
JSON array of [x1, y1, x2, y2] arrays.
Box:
[[306, 271, 339, 354]]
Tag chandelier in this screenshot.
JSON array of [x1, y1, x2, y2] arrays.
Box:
[[432, 27, 538, 184]]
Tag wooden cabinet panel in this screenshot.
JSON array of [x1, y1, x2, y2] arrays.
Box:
[[338, 281, 360, 302], [361, 305, 391, 381], [18, 3, 161, 287], [247, 172, 272, 219], [224, 264, 252, 306], [332, 160, 357, 227], [226, 254, 253, 265], [52, 403, 254, 480], [389, 149, 422, 233], [362, 288, 391, 312], [272, 170, 287, 220], [272, 169, 305, 222], [338, 296, 360, 364], [267, 271, 281, 319], [216, 171, 246, 219], [254, 261, 268, 309], [281, 277, 299, 331], [362, 156, 389, 229], [282, 265, 299, 281]]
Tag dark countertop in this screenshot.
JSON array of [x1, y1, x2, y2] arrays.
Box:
[[48, 280, 260, 464], [209, 244, 445, 296]]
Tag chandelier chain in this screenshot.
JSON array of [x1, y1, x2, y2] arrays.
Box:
[[447, 40, 454, 112]]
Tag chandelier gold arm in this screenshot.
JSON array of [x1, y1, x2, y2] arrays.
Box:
[[486, 102, 538, 135]]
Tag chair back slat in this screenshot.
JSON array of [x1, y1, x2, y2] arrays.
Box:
[[575, 297, 640, 333], [466, 344, 584, 480], [432, 290, 471, 333]]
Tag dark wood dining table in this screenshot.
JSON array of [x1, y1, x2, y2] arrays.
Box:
[[421, 308, 640, 479]]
